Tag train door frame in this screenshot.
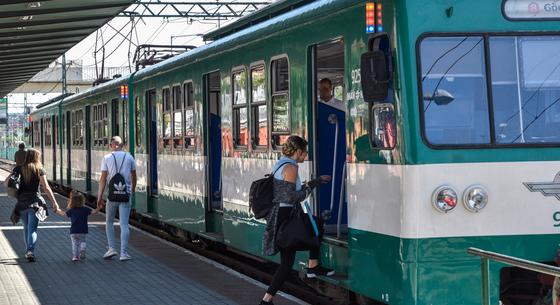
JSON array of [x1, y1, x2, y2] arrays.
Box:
[[203, 70, 224, 234], [309, 37, 348, 238], [111, 98, 119, 136], [40, 118, 44, 164], [146, 89, 158, 214], [66, 111, 71, 185], [85, 105, 92, 192]]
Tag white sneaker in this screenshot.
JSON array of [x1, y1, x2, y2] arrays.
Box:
[[119, 252, 132, 261], [103, 249, 118, 259]]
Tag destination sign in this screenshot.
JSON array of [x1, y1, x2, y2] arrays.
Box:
[[503, 0, 560, 20]]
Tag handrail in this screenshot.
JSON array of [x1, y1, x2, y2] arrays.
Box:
[[468, 247, 560, 277], [468, 247, 560, 305]]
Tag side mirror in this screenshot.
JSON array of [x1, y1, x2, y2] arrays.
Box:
[[361, 50, 390, 103], [423, 89, 455, 105]]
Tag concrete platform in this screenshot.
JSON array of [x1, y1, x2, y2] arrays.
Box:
[[0, 170, 306, 305]]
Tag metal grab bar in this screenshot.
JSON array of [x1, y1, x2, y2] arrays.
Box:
[[336, 162, 346, 239], [468, 247, 560, 305], [328, 113, 339, 215]]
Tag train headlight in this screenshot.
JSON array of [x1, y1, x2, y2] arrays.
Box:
[[432, 186, 458, 213], [462, 186, 488, 213]]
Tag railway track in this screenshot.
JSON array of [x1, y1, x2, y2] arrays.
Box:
[[0, 159, 354, 305]]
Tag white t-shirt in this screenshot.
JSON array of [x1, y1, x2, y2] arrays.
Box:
[[320, 96, 345, 112], [100, 151, 136, 193]]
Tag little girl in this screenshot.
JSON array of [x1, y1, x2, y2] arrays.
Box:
[[57, 191, 100, 261]]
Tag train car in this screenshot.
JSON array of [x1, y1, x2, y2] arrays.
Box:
[[30, 0, 560, 304]]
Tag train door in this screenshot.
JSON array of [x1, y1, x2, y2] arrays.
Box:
[[203, 71, 223, 234], [85, 105, 92, 192], [146, 89, 158, 213], [111, 98, 119, 136], [40, 118, 44, 164], [52, 115, 57, 182], [310, 39, 348, 238], [66, 111, 71, 185]]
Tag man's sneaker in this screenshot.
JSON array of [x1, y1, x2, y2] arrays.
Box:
[[306, 265, 335, 278], [72, 256, 79, 262], [25, 251, 35, 262], [103, 248, 118, 259], [79, 250, 86, 260], [119, 252, 132, 261]]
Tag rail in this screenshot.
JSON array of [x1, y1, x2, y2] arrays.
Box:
[[468, 247, 560, 305]]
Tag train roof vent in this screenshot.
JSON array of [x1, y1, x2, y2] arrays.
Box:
[[133, 44, 197, 71]]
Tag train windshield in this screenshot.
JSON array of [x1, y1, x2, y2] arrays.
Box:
[[419, 35, 560, 146]]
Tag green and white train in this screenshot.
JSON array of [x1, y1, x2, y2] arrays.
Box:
[[29, 0, 560, 304]]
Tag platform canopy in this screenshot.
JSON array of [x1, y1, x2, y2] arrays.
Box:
[[0, 0, 135, 98]]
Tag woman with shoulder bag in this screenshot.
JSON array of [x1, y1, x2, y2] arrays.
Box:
[[260, 135, 333, 305], [11, 149, 60, 262]]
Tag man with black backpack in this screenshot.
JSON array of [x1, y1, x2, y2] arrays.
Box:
[[96, 136, 137, 261]]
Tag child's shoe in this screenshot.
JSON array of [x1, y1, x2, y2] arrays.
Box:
[[79, 250, 86, 260], [72, 256, 79, 262]]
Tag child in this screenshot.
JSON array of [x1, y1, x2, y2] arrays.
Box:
[[57, 191, 100, 261]]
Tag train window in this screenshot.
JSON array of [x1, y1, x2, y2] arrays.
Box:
[[33, 121, 40, 146], [102, 103, 108, 145], [232, 69, 248, 149], [419, 36, 490, 145], [44, 118, 51, 147], [61, 114, 65, 145], [271, 57, 290, 147], [183, 82, 195, 149], [78, 109, 84, 146], [112, 98, 119, 138], [92, 105, 98, 146], [172, 85, 183, 150], [162, 88, 172, 150], [55, 116, 59, 146], [490, 36, 560, 144], [250, 65, 268, 149], [135, 96, 142, 148]]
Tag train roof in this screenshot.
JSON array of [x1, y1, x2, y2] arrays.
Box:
[[202, 0, 314, 42]]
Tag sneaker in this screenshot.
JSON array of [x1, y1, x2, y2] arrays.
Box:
[[306, 265, 335, 278], [79, 250, 86, 260], [25, 251, 35, 262], [119, 252, 132, 261], [103, 248, 118, 259], [72, 256, 79, 262]]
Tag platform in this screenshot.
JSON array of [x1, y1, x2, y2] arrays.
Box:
[[0, 170, 306, 305]]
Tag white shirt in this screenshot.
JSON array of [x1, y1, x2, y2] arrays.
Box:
[[319, 96, 345, 112], [100, 151, 136, 193]]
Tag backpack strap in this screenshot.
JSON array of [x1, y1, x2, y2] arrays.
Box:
[[111, 153, 126, 175], [271, 161, 293, 177]]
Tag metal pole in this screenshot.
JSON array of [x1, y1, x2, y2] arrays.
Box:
[[62, 54, 67, 95], [481, 258, 490, 305], [328, 114, 338, 216]]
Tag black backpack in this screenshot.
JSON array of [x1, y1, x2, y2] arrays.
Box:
[[7, 167, 21, 198], [249, 161, 290, 219], [107, 153, 130, 202]]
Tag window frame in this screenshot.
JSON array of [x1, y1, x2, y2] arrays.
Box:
[[231, 66, 249, 150], [416, 31, 560, 149], [162, 86, 172, 151], [270, 54, 291, 149], [249, 61, 269, 150], [182, 80, 196, 150], [135, 96, 142, 148]]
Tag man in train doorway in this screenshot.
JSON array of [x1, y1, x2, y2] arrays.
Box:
[[319, 78, 345, 112], [316, 78, 347, 233], [96, 136, 137, 261]]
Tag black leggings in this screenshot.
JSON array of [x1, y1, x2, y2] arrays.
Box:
[[267, 207, 320, 295]]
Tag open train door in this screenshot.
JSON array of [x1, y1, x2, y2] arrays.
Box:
[[203, 71, 223, 238], [310, 38, 348, 240]]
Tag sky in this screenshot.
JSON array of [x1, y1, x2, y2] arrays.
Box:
[[7, 1, 273, 113]]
